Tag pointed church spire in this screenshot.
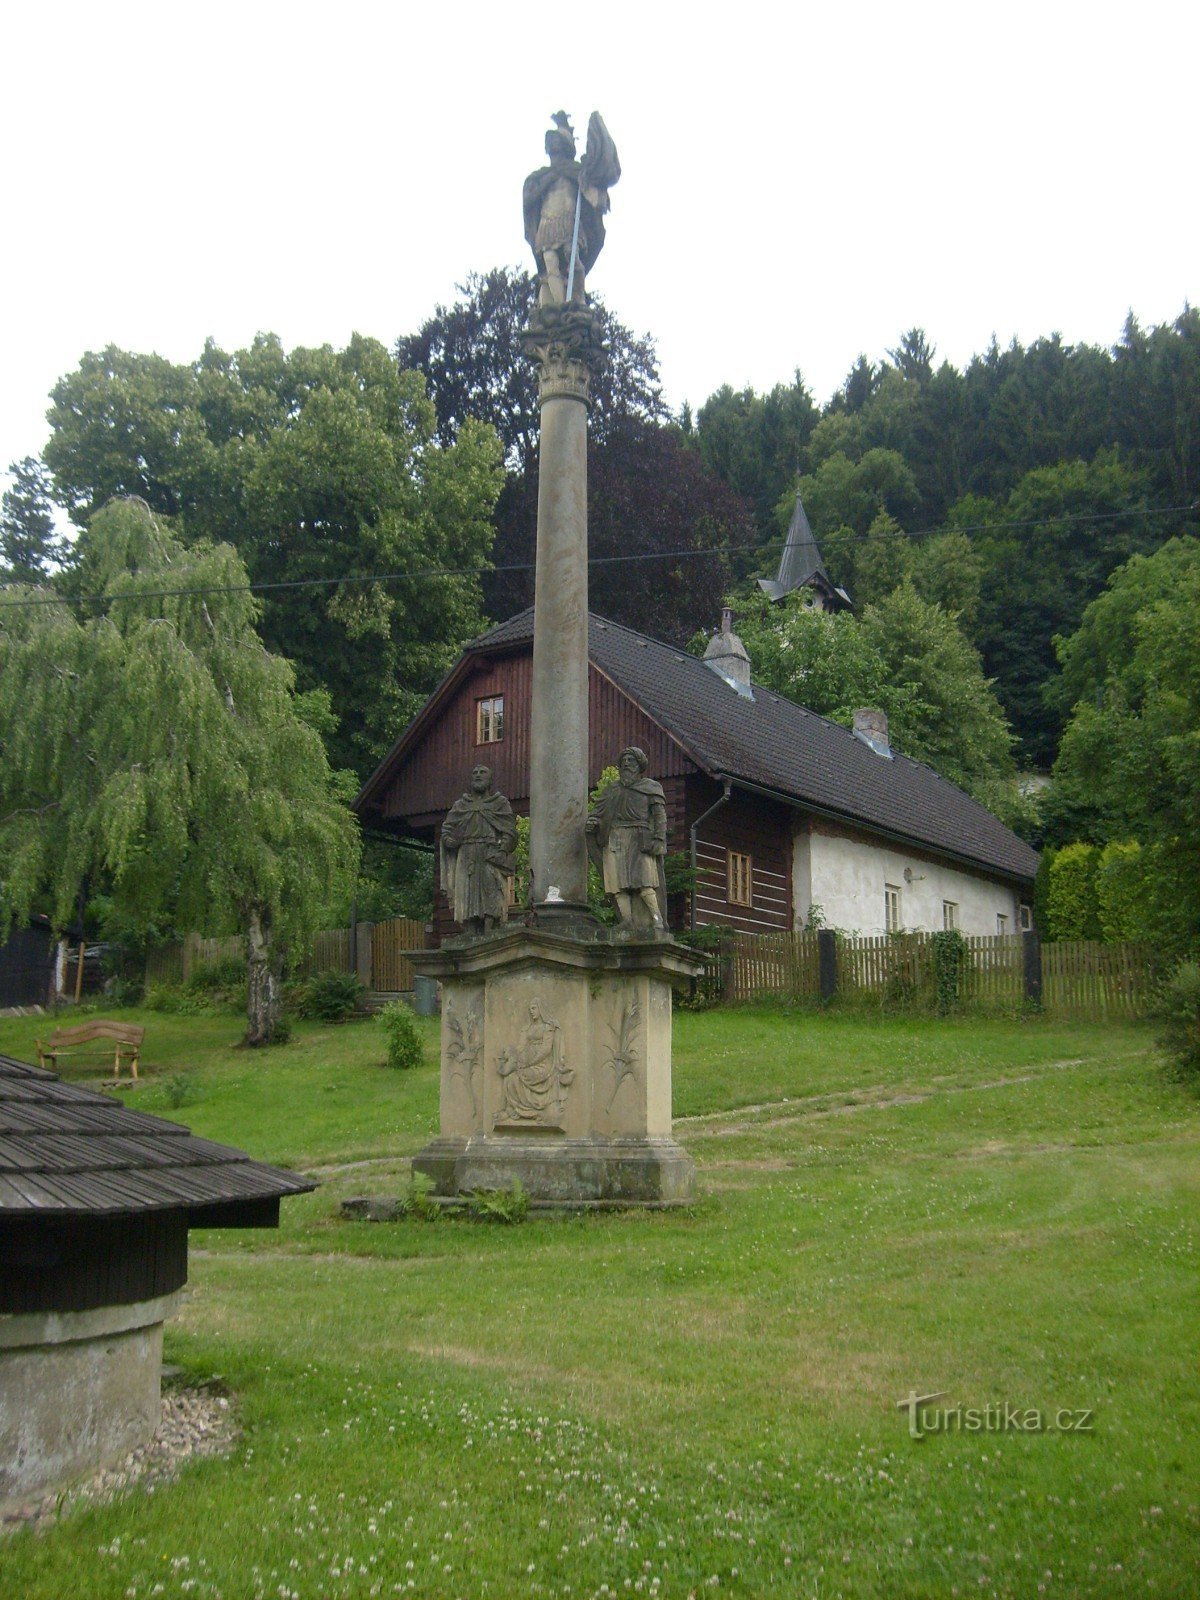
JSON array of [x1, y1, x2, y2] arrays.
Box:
[[757, 490, 853, 610]]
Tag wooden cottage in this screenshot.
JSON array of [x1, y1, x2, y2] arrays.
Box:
[[0, 1055, 313, 1506], [356, 609, 1039, 942]]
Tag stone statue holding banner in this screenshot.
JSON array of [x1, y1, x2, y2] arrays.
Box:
[[586, 747, 667, 933], [441, 765, 517, 936], [523, 110, 621, 307]]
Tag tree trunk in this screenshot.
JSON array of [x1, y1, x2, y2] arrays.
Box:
[[245, 905, 282, 1046]]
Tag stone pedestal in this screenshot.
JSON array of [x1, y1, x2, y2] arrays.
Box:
[[411, 930, 701, 1206]]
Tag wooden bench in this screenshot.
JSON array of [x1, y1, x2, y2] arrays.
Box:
[[36, 1020, 145, 1080]]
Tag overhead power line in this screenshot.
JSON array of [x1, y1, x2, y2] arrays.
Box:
[[0, 501, 1194, 613]]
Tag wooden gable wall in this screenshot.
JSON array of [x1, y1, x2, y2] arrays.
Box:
[[378, 650, 694, 830]]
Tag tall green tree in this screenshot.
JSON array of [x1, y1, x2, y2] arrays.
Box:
[[396, 266, 665, 469], [0, 498, 359, 1043], [43, 335, 504, 776], [728, 584, 1027, 825], [1048, 538, 1200, 953], [1, 459, 65, 582], [969, 453, 1159, 764]]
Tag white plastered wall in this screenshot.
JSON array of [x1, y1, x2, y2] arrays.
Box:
[[793, 821, 1023, 936]]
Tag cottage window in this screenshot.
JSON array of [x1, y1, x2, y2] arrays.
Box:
[[996, 912, 1009, 935], [942, 900, 958, 931], [727, 851, 753, 907], [475, 695, 504, 745], [1018, 903, 1033, 932], [885, 883, 901, 933]]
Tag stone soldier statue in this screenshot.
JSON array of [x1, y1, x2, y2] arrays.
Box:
[[440, 765, 517, 936], [522, 110, 620, 307], [586, 747, 667, 933]]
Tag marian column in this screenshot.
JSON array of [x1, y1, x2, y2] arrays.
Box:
[[410, 112, 699, 1207], [519, 111, 618, 925]]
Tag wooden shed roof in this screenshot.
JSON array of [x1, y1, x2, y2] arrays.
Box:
[[0, 1055, 314, 1222]]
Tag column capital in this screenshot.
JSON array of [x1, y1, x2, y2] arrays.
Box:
[[520, 304, 602, 406]]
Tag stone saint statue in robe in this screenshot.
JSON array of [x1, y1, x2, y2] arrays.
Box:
[[586, 747, 667, 933], [522, 110, 620, 307], [440, 765, 517, 936]]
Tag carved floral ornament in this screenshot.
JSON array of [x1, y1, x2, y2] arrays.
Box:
[[445, 1000, 483, 1118], [601, 999, 640, 1113]]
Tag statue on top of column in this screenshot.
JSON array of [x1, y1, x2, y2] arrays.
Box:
[[523, 111, 620, 308]]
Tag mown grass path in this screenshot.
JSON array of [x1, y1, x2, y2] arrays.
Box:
[[1, 1007, 1197, 1597]]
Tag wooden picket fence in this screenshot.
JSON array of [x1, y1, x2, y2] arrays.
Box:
[[370, 916, 426, 993], [145, 917, 426, 994], [729, 929, 821, 1001], [1042, 940, 1155, 1019], [721, 928, 1157, 1020], [145, 932, 243, 986], [309, 927, 352, 976]]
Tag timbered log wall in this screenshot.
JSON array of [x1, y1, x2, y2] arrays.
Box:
[[688, 777, 794, 934]]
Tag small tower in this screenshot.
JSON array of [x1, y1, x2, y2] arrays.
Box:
[[758, 490, 852, 612]]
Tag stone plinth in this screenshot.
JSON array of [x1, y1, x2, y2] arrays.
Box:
[[411, 930, 702, 1206]]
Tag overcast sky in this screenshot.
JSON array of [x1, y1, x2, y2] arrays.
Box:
[[3, 0, 1196, 491]]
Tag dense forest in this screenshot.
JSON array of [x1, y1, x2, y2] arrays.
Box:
[[2, 275, 1197, 950]]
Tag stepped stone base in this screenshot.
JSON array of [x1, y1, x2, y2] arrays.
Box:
[[410, 928, 701, 1208], [413, 1134, 695, 1207]]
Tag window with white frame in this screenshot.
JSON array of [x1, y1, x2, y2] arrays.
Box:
[[942, 900, 959, 931], [996, 912, 1009, 935], [1018, 903, 1033, 932], [475, 694, 504, 745], [885, 883, 901, 933]]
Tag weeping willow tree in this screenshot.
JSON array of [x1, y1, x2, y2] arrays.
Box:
[[0, 497, 359, 1044]]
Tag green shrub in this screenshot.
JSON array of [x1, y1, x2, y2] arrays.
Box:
[[1045, 842, 1101, 940], [381, 1000, 424, 1069], [1095, 840, 1151, 942], [163, 1071, 198, 1108], [186, 954, 246, 993], [1154, 960, 1200, 1080], [105, 977, 144, 1007], [399, 1169, 440, 1220], [931, 930, 968, 1014], [294, 971, 365, 1022], [143, 982, 212, 1015], [466, 1180, 530, 1224]]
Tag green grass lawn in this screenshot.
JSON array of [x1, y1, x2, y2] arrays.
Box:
[[1, 1004, 1197, 1598]]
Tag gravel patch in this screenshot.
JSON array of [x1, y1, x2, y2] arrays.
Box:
[[1, 1382, 238, 1534]]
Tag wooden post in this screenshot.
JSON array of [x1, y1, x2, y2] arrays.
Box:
[[818, 928, 838, 1002], [718, 928, 735, 999], [1023, 930, 1042, 1007], [73, 941, 86, 1004], [356, 922, 374, 991]]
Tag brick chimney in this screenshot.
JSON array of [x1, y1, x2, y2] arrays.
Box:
[[852, 707, 891, 757], [703, 608, 753, 698]]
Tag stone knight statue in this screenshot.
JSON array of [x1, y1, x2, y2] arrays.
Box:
[[586, 747, 667, 933], [440, 765, 517, 936], [523, 110, 620, 307]]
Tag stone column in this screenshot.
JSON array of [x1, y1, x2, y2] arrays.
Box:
[[522, 309, 599, 926]]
